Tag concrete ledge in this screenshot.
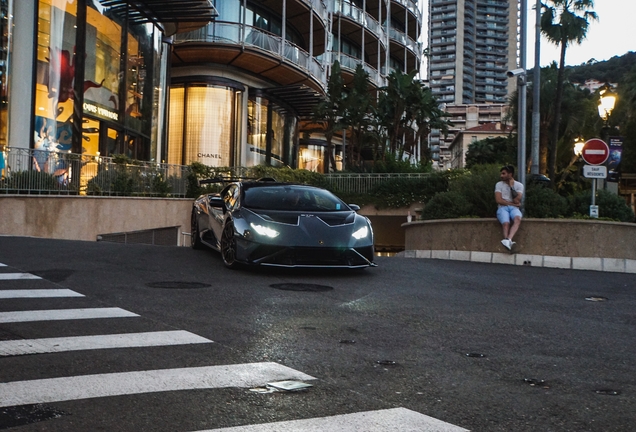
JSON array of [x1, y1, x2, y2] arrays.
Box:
[[403, 218, 636, 260], [397, 250, 636, 273], [0, 195, 192, 245]]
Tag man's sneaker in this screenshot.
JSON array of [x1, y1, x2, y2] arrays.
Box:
[[510, 241, 516, 249], [501, 239, 512, 250]]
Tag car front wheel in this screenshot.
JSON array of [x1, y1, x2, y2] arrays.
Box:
[[221, 222, 239, 268]]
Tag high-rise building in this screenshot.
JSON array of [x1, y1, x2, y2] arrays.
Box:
[[427, 0, 518, 169]]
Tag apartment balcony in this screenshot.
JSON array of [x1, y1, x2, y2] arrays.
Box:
[[390, 0, 423, 42], [389, 27, 422, 71], [429, 61, 456, 70], [334, 0, 386, 49], [331, 51, 386, 88], [477, 0, 508, 6], [173, 22, 326, 92]]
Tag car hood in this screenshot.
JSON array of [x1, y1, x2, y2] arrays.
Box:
[[240, 208, 371, 248]]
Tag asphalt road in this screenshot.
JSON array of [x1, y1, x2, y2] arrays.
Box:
[[0, 237, 634, 431]]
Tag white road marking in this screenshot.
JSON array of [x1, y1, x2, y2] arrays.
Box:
[[195, 408, 469, 432], [0, 308, 139, 323], [0, 289, 84, 299], [0, 273, 41, 280], [0, 330, 213, 356], [0, 263, 6, 267], [0, 362, 315, 407]]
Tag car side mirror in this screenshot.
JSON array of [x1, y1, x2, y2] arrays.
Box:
[[208, 196, 224, 208], [348, 204, 360, 212]]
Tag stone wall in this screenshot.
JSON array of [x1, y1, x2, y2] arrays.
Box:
[[403, 218, 636, 260], [0, 196, 192, 245]]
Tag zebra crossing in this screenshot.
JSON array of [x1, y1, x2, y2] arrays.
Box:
[[0, 264, 468, 431]]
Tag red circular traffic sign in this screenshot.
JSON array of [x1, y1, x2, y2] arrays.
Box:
[[581, 139, 609, 165]]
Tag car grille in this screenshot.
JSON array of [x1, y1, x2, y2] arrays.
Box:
[[252, 246, 373, 267]]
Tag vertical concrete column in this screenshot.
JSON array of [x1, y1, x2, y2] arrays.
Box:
[[8, 0, 36, 149], [377, 0, 381, 74], [309, 3, 314, 59], [281, 0, 286, 57], [361, 0, 366, 67]]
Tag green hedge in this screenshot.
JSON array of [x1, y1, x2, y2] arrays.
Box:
[[183, 163, 635, 223]]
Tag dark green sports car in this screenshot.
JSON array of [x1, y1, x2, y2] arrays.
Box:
[[191, 178, 375, 269]]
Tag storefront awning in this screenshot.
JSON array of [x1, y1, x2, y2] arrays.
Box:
[[100, 0, 218, 35], [265, 85, 325, 118]]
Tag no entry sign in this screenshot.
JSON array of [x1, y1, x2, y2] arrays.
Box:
[[581, 139, 609, 165]]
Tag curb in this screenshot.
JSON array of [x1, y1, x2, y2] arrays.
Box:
[[397, 250, 636, 274]]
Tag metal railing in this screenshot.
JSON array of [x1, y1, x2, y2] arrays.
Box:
[[174, 22, 326, 88], [0, 148, 433, 197], [0, 148, 189, 197], [324, 173, 430, 194]]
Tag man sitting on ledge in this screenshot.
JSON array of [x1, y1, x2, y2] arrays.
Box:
[[495, 165, 524, 251]]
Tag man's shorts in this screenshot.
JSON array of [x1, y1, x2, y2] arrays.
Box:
[[497, 206, 522, 224]]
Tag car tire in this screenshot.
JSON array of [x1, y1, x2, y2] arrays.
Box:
[[191, 210, 203, 250], [221, 222, 239, 269]]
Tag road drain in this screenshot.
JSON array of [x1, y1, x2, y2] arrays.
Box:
[[585, 296, 608, 302], [595, 389, 621, 396], [0, 404, 68, 429], [145, 281, 211, 289], [270, 283, 333, 292]]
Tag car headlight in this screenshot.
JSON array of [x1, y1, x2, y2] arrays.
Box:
[[250, 223, 279, 238], [352, 226, 368, 240]]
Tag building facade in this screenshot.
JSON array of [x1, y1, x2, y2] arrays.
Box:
[[448, 121, 513, 169], [2, 0, 216, 164], [0, 0, 424, 174], [167, 0, 424, 171], [427, 0, 518, 169]]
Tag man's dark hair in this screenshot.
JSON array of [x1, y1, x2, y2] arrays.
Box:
[[500, 165, 515, 175]]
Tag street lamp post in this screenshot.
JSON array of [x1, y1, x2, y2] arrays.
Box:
[[597, 83, 617, 192], [598, 83, 617, 130]]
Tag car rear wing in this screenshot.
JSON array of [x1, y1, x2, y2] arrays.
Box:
[[199, 176, 278, 186]]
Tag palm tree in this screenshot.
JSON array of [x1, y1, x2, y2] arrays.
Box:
[[541, 0, 597, 186], [312, 61, 345, 173], [342, 64, 374, 169]]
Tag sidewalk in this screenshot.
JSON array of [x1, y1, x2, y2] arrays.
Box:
[[397, 249, 636, 273]]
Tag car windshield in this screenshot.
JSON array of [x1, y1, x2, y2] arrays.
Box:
[[243, 185, 349, 212]]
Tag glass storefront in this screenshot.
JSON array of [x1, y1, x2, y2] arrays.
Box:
[[168, 83, 300, 169], [0, 0, 11, 154], [34, 0, 164, 161], [168, 83, 241, 167], [246, 94, 296, 168], [298, 144, 325, 172]]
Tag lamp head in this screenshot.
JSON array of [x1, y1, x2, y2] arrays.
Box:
[[573, 137, 585, 156], [598, 83, 617, 121]]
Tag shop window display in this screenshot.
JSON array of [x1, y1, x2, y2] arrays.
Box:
[[34, 0, 159, 164]]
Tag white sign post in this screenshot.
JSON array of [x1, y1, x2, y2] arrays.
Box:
[[581, 139, 610, 218], [583, 165, 607, 179]]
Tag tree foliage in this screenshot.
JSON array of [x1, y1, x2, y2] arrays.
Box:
[[312, 61, 345, 173], [541, 0, 598, 185], [465, 137, 517, 169]]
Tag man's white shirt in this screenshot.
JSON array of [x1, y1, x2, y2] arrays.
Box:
[[495, 180, 524, 208]]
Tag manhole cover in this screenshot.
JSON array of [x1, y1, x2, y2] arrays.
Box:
[[145, 281, 211, 289], [270, 283, 333, 292]]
